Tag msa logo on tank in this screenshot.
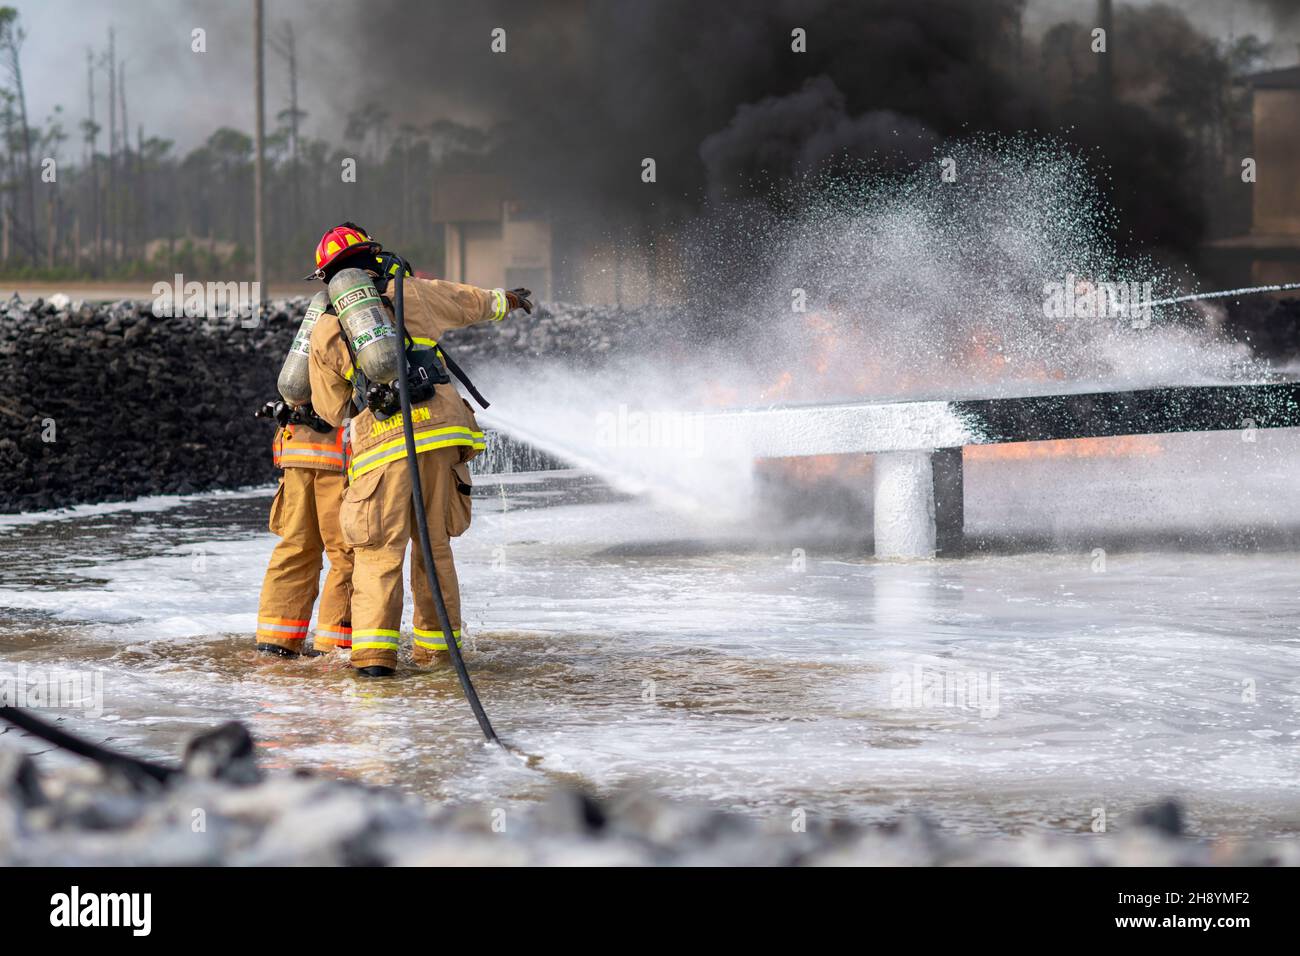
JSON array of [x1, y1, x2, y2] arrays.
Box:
[[329, 267, 404, 384], [335, 284, 379, 313]]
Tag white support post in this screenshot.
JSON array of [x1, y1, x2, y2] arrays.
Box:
[[873, 450, 936, 560]]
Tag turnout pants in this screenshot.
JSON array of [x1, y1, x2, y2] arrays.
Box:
[[340, 445, 473, 670], [256, 468, 355, 654]]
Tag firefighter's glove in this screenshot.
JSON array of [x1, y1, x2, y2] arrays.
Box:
[[505, 288, 534, 315]]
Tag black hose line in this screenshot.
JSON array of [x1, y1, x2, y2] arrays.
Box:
[[0, 705, 177, 783], [392, 264, 500, 744]]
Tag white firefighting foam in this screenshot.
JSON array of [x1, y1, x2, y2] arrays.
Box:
[[721, 138, 1266, 403], [3, 456, 1300, 838], [472, 139, 1270, 521]]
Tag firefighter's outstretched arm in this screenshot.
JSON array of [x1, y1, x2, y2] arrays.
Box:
[[410, 277, 532, 340]]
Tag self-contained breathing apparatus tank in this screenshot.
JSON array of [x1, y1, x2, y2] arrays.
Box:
[[276, 290, 330, 406], [328, 264, 449, 419], [327, 267, 404, 386]]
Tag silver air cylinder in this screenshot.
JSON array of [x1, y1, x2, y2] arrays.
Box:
[[276, 290, 330, 405], [328, 267, 403, 385]]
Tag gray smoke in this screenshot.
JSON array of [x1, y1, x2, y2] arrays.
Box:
[[322, 0, 1257, 268], [699, 77, 938, 202], [335, 0, 1033, 208]]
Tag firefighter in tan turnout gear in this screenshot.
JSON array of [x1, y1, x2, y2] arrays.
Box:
[[305, 223, 531, 677], [253, 291, 355, 656]]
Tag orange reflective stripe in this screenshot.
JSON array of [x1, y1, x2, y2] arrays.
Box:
[[290, 441, 343, 451], [276, 426, 346, 470], [258, 616, 309, 640], [293, 428, 345, 451], [282, 458, 344, 469]]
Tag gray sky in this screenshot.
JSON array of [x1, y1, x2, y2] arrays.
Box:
[[12, 0, 1300, 159], [10, 0, 464, 157]]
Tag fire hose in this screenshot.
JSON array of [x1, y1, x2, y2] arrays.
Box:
[[0, 705, 177, 783], [391, 259, 499, 745]]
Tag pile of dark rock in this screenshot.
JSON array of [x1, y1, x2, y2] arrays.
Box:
[[0, 722, 1292, 866], [454, 300, 655, 365], [0, 293, 646, 514], [0, 295, 299, 513]]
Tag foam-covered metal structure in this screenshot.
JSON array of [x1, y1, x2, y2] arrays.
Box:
[[703, 383, 1300, 558]]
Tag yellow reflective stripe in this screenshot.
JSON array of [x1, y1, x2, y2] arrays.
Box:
[[347, 426, 480, 479], [414, 628, 463, 650], [412, 338, 447, 363], [490, 289, 507, 321], [344, 366, 356, 382], [352, 627, 400, 652], [348, 437, 478, 479], [407, 339, 447, 365], [351, 426, 476, 468]]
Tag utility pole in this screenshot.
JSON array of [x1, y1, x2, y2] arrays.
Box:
[[106, 27, 116, 262], [269, 22, 302, 226], [253, 0, 266, 302], [119, 59, 128, 259], [87, 47, 101, 275]]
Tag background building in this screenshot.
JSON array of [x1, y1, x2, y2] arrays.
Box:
[[1205, 66, 1300, 287], [431, 172, 677, 307]]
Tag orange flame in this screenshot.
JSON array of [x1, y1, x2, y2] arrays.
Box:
[[968, 435, 1164, 460], [745, 308, 1162, 463]]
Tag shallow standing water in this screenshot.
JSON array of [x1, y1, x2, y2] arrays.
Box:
[[2, 429, 1299, 840]]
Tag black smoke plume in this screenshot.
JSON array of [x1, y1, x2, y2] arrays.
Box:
[[341, 2, 1236, 250]]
